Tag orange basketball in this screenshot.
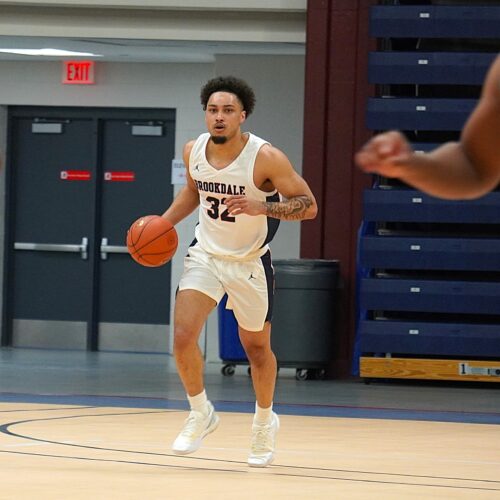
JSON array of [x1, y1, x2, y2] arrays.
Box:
[[126, 215, 178, 267]]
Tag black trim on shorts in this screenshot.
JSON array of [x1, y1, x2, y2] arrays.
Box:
[[185, 237, 198, 257], [261, 192, 280, 248], [261, 250, 274, 323]]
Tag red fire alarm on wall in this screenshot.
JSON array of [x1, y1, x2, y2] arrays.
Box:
[[62, 60, 95, 84]]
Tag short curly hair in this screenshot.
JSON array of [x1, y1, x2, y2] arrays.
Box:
[[200, 76, 256, 117]]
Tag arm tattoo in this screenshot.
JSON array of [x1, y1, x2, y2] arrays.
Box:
[[263, 195, 313, 220]]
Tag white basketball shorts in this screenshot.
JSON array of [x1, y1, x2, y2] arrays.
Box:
[[178, 242, 274, 332]]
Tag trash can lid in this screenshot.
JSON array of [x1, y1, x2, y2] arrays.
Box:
[[273, 259, 339, 290]]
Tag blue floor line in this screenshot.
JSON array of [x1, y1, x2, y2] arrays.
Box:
[[1, 392, 499, 425]]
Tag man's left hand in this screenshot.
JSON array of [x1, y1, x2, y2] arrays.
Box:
[[225, 195, 266, 216]]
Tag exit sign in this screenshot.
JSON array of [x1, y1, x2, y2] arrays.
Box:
[[62, 60, 95, 84]]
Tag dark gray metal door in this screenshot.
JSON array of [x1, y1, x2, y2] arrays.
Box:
[[8, 114, 95, 349], [4, 107, 175, 351], [98, 118, 175, 352]]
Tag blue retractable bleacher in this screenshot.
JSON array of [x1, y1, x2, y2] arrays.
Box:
[[358, 320, 500, 357], [368, 52, 496, 85], [366, 98, 476, 131], [363, 189, 500, 224], [360, 278, 500, 315], [360, 235, 500, 271], [355, 3, 500, 376], [370, 5, 500, 38]]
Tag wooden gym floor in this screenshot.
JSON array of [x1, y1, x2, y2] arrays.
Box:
[[0, 349, 499, 499]]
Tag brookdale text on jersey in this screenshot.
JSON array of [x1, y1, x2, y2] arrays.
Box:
[[193, 179, 246, 196]]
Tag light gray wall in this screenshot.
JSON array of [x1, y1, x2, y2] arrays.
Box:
[[0, 60, 214, 154], [0, 54, 305, 361], [204, 54, 306, 361], [216, 54, 305, 259], [171, 54, 306, 361]]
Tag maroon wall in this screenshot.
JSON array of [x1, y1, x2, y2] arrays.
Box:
[[301, 0, 376, 377]]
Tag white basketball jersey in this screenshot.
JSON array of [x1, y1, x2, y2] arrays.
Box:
[[189, 132, 280, 259]]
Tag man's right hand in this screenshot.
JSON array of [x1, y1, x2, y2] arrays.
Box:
[[355, 130, 415, 178]]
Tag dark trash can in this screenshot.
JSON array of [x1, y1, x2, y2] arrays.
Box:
[[272, 259, 339, 380], [218, 259, 339, 380]]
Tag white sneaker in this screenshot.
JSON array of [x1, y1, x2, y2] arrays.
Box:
[[248, 412, 280, 467], [172, 401, 219, 455]]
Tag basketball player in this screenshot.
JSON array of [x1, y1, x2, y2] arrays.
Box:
[[355, 54, 500, 199], [162, 76, 317, 467]]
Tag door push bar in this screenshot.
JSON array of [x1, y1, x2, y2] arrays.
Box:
[[100, 237, 128, 260], [14, 237, 89, 260]]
